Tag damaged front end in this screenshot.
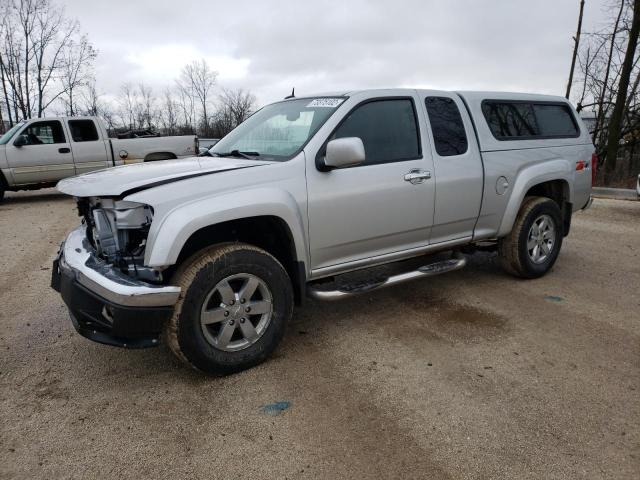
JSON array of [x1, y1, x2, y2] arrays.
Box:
[[51, 197, 180, 348], [77, 197, 162, 283]]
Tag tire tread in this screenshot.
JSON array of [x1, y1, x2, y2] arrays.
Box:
[[499, 196, 559, 278], [164, 242, 287, 372]]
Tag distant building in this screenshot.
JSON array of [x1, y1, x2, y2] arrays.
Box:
[[580, 112, 597, 134]]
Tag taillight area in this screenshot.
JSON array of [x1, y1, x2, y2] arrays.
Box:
[[591, 152, 598, 186]]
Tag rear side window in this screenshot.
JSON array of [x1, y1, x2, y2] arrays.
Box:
[[482, 101, 578, 140], [20, 121, 66, 145], [533, 104, 579, 137], [425, 97, 468, 156], [332, 99, 420, 165], [68, 120, 99, 142]]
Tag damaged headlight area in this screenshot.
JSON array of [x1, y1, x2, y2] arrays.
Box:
[[77, 198, 162, 283]]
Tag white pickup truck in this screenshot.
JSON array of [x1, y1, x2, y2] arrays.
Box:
[[0, 116, 198, 200]]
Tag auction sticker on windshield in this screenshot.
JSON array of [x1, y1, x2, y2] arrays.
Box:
[[306, 98, 345, 108]]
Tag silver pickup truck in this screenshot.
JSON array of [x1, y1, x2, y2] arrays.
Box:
[[51, 89, 594, 374], [0, 116, 198, 200]]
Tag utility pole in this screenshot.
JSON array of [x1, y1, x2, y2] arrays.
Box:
[[566, 0, 586, 99]]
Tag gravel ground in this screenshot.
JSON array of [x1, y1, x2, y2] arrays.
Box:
[[0, 190, 638, 480]]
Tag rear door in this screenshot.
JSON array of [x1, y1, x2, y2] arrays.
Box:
[[67, 119, 111, 174], [5, 120, 75, 184], [418, 92, 483, 243]]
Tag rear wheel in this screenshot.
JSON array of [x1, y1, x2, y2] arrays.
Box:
[[165, 243, 293, 374], [499, 196, 563, 279]]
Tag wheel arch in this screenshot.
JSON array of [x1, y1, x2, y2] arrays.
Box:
[[170, 215, 305, 304], [144, 152, 178, 162], [498, 160, 574, 237], [140, 188, 309, 305]]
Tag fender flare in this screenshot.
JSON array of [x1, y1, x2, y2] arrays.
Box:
[[143, 187, 308, 268], [497, 159, 574, 237]]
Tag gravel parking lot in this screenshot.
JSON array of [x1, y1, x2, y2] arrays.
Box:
[[0, 190, 638, 480]]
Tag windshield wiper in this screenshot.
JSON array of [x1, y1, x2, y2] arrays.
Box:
[[215, 150, 260, 159]]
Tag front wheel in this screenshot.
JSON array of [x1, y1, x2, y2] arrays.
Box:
[[499, 196, 563, 279], [165, 243, 293, 374]]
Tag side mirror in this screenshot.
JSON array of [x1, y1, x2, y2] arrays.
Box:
[[13, 134, 29, 147], [324, 137, 365, 169]]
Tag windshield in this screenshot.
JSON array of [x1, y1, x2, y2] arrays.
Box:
[[0, 122, 25, 145], [210, 97, 345, 160]]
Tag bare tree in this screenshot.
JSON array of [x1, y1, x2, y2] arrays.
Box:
[[81, 77, 100, 116], [160, 88, 178, 134], [566, 0, 586, 98], [572, 0, 640, 185], [218, 88, 257, 126], [0, 56, 13, 128], [604, 0, 640, 182], [31, 0, 78, 116], [136, 82, 156, 129], [175, 83, 195, 132], [76, 78, 115, 134], [0, 1, 31, 120], [60, 34, 96, 116], [177, 59, 218, 136], [118, 82, 136, 129], [0, 0, 95, 119], [592, 0, 626, 144]]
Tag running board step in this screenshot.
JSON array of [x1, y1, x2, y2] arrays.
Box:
[[307, 254, 466, 301]]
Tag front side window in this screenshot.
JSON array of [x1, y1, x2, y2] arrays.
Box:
[[482, 101, 579, 140], [425, 97, 468, 156], [68, 120, 99, 142], [211, 97, 345, 160], [331, 99, 420, 165], [19, 121, 66, 145]]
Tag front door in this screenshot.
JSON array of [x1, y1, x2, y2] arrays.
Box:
[[5, 120, 75, 185], [306, 95, 436, 272]]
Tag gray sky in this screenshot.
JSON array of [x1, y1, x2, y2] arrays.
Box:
[[60, 0, 610, 107]]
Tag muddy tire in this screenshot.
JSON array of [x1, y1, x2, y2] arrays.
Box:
[[498, 196, 563, 279], [164, 243, 293, 375]]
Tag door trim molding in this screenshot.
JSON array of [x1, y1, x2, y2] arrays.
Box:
[[13, 164, 72, 174]]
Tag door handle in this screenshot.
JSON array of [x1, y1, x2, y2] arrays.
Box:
[[58, 147, 70, 154], [404, 169, 431, 184]]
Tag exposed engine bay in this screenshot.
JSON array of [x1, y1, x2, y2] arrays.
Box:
[[76, 197, 162, 283]]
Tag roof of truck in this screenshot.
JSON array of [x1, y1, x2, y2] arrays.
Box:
[[455, 90, 569, 103], [288, 89, 570, 104]]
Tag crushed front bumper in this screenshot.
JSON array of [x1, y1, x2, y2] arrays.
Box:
[[51, 226, 180, 348]]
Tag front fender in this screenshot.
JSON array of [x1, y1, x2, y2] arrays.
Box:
[[144, 187, 308, 268], [497, 159, 574, 237]]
